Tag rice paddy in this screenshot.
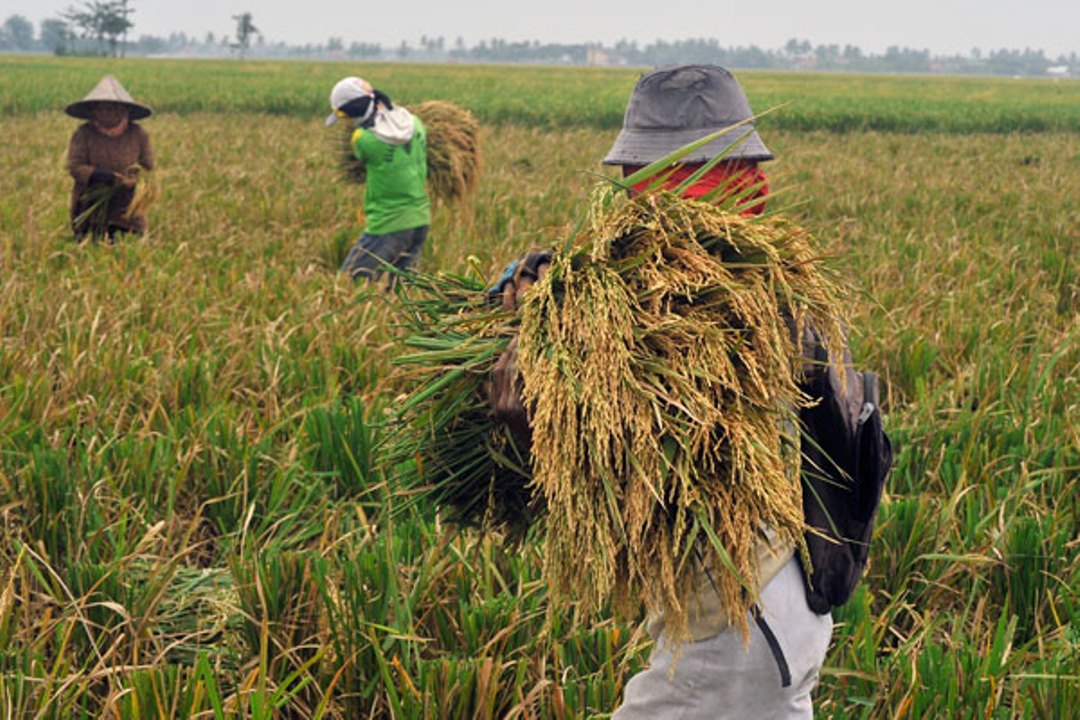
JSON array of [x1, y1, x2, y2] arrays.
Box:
[[0, 57, 1076, 718]]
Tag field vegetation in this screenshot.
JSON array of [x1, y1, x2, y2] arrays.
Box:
[[0, 57, 1077, 718], [3, 56, 1080, 133]]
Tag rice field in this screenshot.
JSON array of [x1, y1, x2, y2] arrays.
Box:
[[3, 56, 1080, 133], [0, 56, 1077, 718]]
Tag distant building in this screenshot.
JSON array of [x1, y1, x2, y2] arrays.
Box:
[[586, 47, 609, 66]]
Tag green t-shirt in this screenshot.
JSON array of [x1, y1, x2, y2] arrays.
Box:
[[352, 116, 430, 235]]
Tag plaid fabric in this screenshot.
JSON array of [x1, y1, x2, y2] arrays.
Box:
[[624, 160, 769, 216]]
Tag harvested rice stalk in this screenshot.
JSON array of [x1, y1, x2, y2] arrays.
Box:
[[386, 267, 534, 537], [152, 565, 245, 668], [333, 123, 366, 184], [71, 182, 114, 236], [386, 174, 846, 646], [123, 169, 158, 220], [516, 186, 847, 644], [331, 100, 482, 204], [412, 100, 483, 203], [72, 165, 157, 233]]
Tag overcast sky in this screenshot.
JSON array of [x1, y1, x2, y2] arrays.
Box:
[[6, 1, 1078, 57]]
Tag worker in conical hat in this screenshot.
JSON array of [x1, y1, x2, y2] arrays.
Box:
[[65, 75, 155, 243]]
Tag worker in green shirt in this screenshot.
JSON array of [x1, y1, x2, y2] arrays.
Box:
[[326, 76, 431, 282]]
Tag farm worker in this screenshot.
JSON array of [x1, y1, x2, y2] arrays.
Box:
[[490, 65, 831, 719], [326, 76, 431, 283], [603, 64, 772, 216], [65, 75, 155, 243]]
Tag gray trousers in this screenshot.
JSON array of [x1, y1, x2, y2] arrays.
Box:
[[613, 557, 832, 719], [339, 225, 429, 282]]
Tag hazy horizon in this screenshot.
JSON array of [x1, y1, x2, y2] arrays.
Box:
[[4, 0, 1078, 58]]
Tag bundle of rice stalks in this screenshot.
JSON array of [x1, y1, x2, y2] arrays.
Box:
[[71, 182, 115, 237], [386, 266, 534, 537], [333, 123, 367, 184], [123, 170, 159, 220], [413, 100, 483, 203], [332, 101, 483, 204], [151, 565, 245, 668], [71, 166, 157, 236], [516, 187, 847, 643], [388, 126, 848, 644]]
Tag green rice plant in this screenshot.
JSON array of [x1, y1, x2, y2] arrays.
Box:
[[872, 495, 943, 599], [64, 560, 151, 661], [19, 446, 79, 562], [230, 548, 326, 718], [325, 227, 358, 270], [313, 535, 413, 717], [818, 585, 881, 714], [300, 396, 383, 503], [989, 513, 1072, 646], [110, 663, 216, 719], [8, 57, 1080, 133]]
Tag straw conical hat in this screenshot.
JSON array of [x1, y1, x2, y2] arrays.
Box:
[[65, 75, 153, 121]]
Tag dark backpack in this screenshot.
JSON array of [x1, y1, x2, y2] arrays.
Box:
[[797, 336, 894, 614]]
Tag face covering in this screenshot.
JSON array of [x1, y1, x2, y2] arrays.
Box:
[[624, 160, 769, 216]]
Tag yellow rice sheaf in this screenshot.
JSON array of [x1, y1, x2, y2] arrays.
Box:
[[517, 188, 846, 644], [412, 100, 483, 203]]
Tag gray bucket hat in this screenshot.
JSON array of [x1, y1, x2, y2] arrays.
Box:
[[603, 65, 771, 165], [65, 75, 153, 121]]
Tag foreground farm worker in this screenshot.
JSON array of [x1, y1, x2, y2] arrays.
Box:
[[326, 76, 431, 283], [65, 75, 155, 243], [490, 65, 831, 719]]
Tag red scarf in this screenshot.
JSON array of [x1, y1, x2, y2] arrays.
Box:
[[625, 160, 769, 216]]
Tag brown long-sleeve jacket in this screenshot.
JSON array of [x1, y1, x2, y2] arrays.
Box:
[[67, 122, 154, 233]]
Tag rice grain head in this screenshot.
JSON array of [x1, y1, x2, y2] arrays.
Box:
[[124, 167, 159, 220], [412, 100, 483, 203], [517, 187, 847, 644]]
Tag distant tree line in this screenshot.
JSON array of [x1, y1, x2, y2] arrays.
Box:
[[2, 11, 1077, 78]]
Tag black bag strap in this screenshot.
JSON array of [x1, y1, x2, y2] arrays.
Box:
[[753, 605, 792, 688], [703, 562, 792, 689]]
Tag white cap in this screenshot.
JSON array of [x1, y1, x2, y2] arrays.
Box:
[[325, 76, 375, 127]]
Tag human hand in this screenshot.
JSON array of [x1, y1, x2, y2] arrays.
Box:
[[488, 250, 552, 311], [89, 167, 117, 186], [488, 336, 532, 448], [485, 250, 552, 450]]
